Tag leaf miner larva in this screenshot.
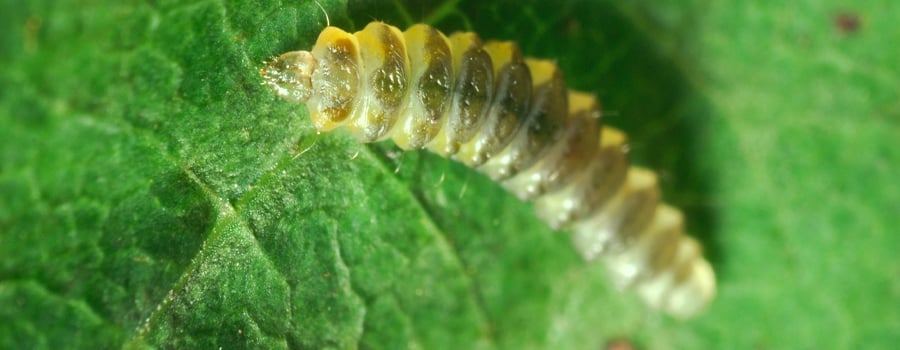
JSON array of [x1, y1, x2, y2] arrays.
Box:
[[261, 21, 716, 319]]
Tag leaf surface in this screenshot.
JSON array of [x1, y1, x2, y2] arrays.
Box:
[[1, 0, 898, 349]]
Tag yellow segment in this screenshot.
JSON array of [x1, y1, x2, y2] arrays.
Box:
[[392, 24, 453, 149], [524, 58, 558, 87], [600, 126, 627, 148], [347, 22, 411, 142], [426, 32, 488, 156], [482, 41, 521, 76], [308, 27, 361, 131], [566, 91, 600, 121]]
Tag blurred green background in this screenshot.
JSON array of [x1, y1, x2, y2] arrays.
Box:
[[1, 0, 898, 348]]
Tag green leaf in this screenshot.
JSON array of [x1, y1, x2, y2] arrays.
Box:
[[1, 0, 898, 349]]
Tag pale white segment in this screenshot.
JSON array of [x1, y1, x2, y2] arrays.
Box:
[[533, 174, 587, 230], [532, 128, 626, 230], [635, 271, 673, 310], [664, 258, 716, 319], [571, 168, 656, 261], [603, 204, 682, 288], [501, 112, 596, 201], [477, 115, 531, 180], [635, 235, 701, 313], [531, 143, 605, 229], [501, 157, 550, 200]]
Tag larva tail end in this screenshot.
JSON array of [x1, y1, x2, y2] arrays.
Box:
[[664, 258, 717, 319], [261, 51, 317, 103]]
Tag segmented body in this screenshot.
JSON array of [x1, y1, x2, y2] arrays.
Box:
[[261, 22, 715, 318]]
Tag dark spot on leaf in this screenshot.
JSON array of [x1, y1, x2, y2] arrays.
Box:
[[834, 11, 861, 34], [23, 15, 42, 52], [605, 338, 638, 350]]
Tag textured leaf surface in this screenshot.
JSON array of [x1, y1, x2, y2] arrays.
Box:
[[1, 0, 898, 349]]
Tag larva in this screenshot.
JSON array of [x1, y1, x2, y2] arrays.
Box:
[[261, 21, 716, 318]]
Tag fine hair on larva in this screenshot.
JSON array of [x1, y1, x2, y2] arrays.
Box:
[[261, 21, 716, 318]]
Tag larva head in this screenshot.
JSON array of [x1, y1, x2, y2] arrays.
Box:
[[260, 50, 317, 103]]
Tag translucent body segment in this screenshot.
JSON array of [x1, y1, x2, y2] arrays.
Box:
[[635, 266, 677, 310], [391, 24, 453, 149], [604, 204, 682, 288], [663, 258, 716, 318], [427, 32, 493, 156], [635, 237, 704, 317], [456, 41, 531, 166], [644, 209, 687, 275], [346, 22, 411, 141], [308, 27, 362, 131], [533, 127, 628, 229], [479, 59, 568, 180], [501, 92, 600, 200], [608, 169, 660, 247], [573, 128, 630, 218], [571, 167, 660, 261], [670, 238, 703, 283], [260, 50, 317, 103]]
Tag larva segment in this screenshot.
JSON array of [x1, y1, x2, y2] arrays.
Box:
[[308, 27, 361, 131], [455, 41, 531, 167], [572, 167, 660, 261], [664, 258, 716, 318], [259, 50, 317, 103], [427, 32, 494, 156], [261, 21, 716, 319], [346, 22, 411, 142], [392, 25, 453, 149], [502, 91, 600, 200], [479, 59, 569, 180], [599, 204, 715, 317], [604, 204, 684, 287], [534, 127, 629, 230], [635, 237, 713, 318]]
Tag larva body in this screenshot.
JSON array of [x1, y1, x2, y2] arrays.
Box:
[[262, 22, 715, 318]]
